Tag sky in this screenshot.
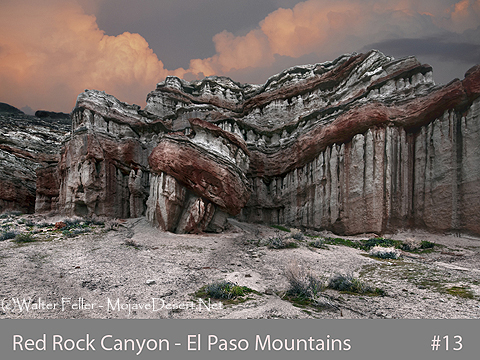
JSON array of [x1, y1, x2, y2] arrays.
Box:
[[0, 0, 479, 113]]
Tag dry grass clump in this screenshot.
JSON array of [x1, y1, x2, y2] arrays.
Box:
[[285, 260, 325, 299], [13, 233, 36, 243], [328, 273, 385, 296], [369, 245, 401, 259]]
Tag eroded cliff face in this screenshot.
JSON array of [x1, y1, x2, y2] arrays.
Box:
[[43, 50, 480, 235], [0, 104, 70, 214]]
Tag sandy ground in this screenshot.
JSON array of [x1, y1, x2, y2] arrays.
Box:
[[1, 215, 480, 319]]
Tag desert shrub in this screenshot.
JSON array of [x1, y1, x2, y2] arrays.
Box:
[[309, 238, 327, 249], [0, 211, 23, 219], [420, 241, 435, 249], [290, 228, 304, 241], [285, 261, 325, 299], [202, 281, 252, 300], [71, 228, 91, 236], [369, 246, 401, 259], [0, 231, 17, 241], [401, 238, 421, 251], [36, 222, 54, 228], [328, 273, 385, 296], [267, 237, 299, 249], [324, 237, 363, 249], [362, 237, 402, 249], [13, 233, 36, 243], [64, 218, 83, 228]]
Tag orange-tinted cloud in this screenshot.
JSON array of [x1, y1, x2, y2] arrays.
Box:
[[184, 0, 480, 78], [0, 0, 478, 112], [442, 0, 480, 32], [0, 0, 170, 111]]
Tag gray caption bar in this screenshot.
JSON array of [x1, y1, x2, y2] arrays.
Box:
[[0, 319, 478, 360]]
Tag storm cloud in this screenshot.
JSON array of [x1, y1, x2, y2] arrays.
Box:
[[0, 0, 479, 112]]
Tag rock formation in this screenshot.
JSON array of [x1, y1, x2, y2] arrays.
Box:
[[4, 50, 479, 236], [140, 50, 480, 236], [0, 104, 70, 214]]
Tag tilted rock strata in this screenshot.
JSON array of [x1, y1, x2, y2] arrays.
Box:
[[143, 51, 480, 236], [0, 105, 70, 213], [54, 92, 249, 233], [147, 118, 250, 233], [34, 50, 480, 236]]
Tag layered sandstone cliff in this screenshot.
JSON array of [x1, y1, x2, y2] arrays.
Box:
[[27, 50, 480, 236], [0, 104, 70, 214]]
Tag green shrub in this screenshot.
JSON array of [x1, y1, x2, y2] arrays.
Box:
[[36, 222, 54, 228], [0, 231, 17, 241], [369, 246, 401, 259], [309, 239, 327, 249], [0, 211, 23, 219], [285, 261, 325, 299], [201, 281, 253, 300], [13, 233, 36, 243], [267, 238, 299, 249], [362, 237, 403, 250], [270, 225, 290, 232], [420, 241, 435, 249], [328, 273, 385, 296]]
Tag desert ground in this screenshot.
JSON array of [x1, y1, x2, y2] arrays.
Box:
[[1, 213, 479, 319]]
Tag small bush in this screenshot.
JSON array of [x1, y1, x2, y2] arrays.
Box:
[[285, 261, 325, 299], [71, 228, 91, 236], [290, 228, 304, 241], [362, 237, 402, 250], [13, 233, 36, 243], [64, 218, 83, 228], [0, 231, 17, 241], [24, 220, 35, 227], [36, 222, 54, 228], [202, 281, 253, 300], [0, 211, 23, 218], [369, 246, 401, 259], [420, 241, 435, 249], [328, 273, 385, 296], [401, 238, 421, 251], [324, 237, 363, 249], [267, 237, 299, 249], [309, 238, 327, 249], [446, 286, 474, 299]]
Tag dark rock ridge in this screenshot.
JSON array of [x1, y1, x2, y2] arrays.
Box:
[[35, 110, 70, 120], [0, 104, 71, 214], [5, 50, 479, 236]]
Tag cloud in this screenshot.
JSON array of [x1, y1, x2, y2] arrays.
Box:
[[0, 0, 479, 111], [0, 0, 169, 111], [364, 32, 480, 64], [183, 0, 480, 79]]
